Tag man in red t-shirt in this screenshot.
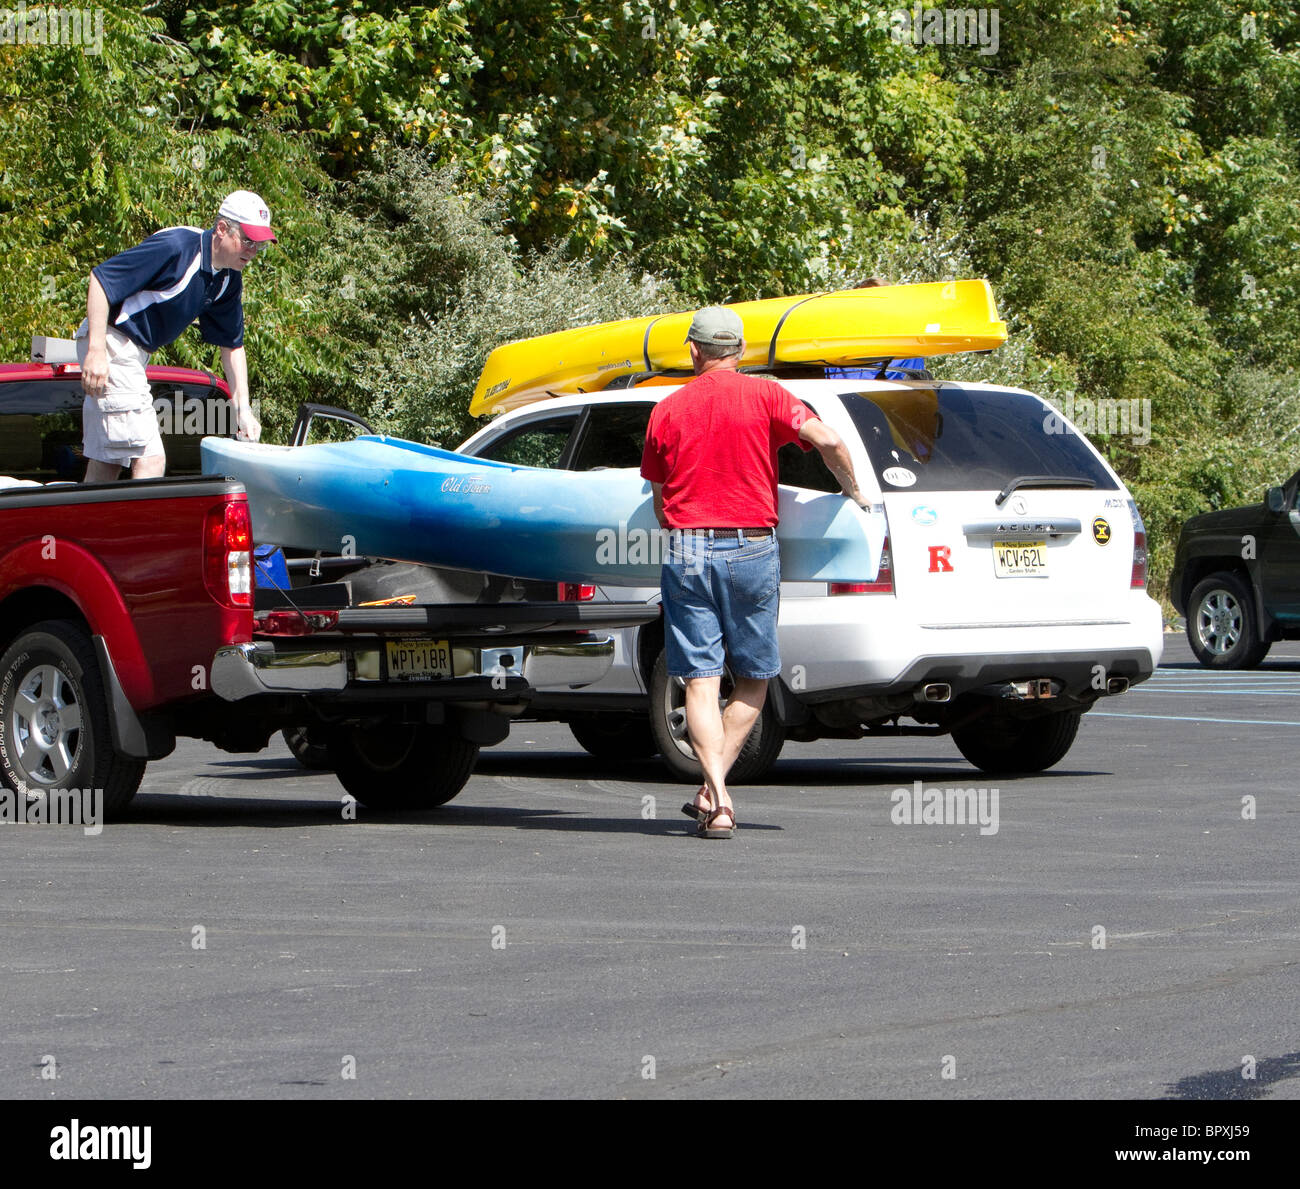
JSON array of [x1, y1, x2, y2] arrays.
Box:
[[640, 306, 866, 838]]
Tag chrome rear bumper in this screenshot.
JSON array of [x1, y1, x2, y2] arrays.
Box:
[[211, 636, 616, 701]]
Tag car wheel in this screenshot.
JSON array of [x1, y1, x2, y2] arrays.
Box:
[[0, 620, 146, 817], [952, 708, 1082, 774], [568, 713, 658, 759], [281, 725, 334, 770], [648, 650, 785, 784], [326, 722, 478, 808], [1186, 572, 1270, 669]]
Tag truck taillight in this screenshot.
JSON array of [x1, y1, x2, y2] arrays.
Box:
[[1129, 500, 1148, 589], [257, 610, 340, 635], [205, 500, 253, 608], [831, 535, 893, 594], [557, 582, 596, 601]]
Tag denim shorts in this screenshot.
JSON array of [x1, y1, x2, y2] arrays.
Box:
[[661, 531, 781, 680]]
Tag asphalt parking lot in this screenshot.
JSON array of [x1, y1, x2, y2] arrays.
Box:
[[2, 634, 1296, 1102]]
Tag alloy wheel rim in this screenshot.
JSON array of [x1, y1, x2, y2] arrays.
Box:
[[10, 664, 83, 787], [1196, 590, 1242, 655]]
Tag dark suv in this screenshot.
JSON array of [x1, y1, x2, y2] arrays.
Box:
[[1169, 467, 1300, 667]]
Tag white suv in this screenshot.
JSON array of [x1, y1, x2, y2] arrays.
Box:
[[457, 375, 1164, 781]]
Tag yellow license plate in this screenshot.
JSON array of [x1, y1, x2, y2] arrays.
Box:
[[993, 540, 1049, 578], [385, 639, 455, 680]]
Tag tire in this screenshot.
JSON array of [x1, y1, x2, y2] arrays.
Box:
[[1186, 572, 1271, 669], [326, 721, 479, 808], [281, 725, 334, 770], [568, 713, 658, 760], [0, 620, 146, 817], [951, 708, 1082, 774], [648, 650, 785, 784]]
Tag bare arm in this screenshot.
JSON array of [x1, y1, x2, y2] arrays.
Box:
[[220, 345, 261, 441], [81, 273, 111, 397], [798, 418, 867, 505], [651, 481, 667, 529]]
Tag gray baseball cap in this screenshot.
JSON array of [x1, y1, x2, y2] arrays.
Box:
[[685, 305, 745, 347]]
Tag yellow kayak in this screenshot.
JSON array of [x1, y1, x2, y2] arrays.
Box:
[[471, 279, 1006, 416]]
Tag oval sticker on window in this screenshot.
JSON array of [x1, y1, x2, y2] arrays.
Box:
[[883, 466, 917, 487]]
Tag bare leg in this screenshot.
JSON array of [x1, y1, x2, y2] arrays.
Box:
[[685, 675, 768, 827], [82, 458, 122, 483], [721, 677, 767, 773], [130, 453, 166, 479]]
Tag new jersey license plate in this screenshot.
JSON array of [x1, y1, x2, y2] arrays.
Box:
[[993, 540, 1049, 578], [385, 639, 455, 680]]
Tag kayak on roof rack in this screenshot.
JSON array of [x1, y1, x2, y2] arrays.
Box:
[[469, 278, 1006, 417]]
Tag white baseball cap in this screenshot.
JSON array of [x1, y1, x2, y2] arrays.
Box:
[[218, 190, 277, 243]]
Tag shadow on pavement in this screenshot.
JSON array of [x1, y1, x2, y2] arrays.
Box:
[[119, 792, 779, 834], [1162, 1050, 1300, 1100], [476, 749, 1108, 784]]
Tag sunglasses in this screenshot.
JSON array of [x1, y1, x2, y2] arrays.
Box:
[[224, 223, 270, 253]]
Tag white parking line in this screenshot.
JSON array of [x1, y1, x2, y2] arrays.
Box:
[[1092, 711, 1300, 727], [1139, 688, 1300, 696], [1148, 680, 1300, 686]]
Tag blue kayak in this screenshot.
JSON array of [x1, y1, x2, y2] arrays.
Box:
[[200, 435, 884, 585]]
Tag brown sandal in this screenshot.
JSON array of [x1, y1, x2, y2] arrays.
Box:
[[681, 786, 711, 822], [697, 804, 736, 839]]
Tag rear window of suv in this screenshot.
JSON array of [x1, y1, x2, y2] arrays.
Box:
[[839, 385, 1119, 493]]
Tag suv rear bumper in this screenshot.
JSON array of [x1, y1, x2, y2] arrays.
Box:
[[774, 592, 1164, 699], [794, 646, 1157, 704]]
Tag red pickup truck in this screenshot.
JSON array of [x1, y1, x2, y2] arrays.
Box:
[[0, 354, 655, 819]]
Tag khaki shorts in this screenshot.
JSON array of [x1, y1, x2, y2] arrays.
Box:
[[75, 322, 164, 466]]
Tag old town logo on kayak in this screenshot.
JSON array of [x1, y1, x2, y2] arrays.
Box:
[[440, 476, 493, 494]]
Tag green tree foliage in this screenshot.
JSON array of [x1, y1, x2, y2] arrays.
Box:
[[173, 1, 481, 167], [324, 150, 679, 447]]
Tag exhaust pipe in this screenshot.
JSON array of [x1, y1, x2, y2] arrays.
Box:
[[1106, 676, 1129, 695], [915, 682, 952, 703]]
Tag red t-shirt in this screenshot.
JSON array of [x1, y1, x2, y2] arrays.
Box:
[[640, 369, 816, 529]]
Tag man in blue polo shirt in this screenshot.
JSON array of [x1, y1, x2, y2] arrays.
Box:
[[75, 189, 274, 481]]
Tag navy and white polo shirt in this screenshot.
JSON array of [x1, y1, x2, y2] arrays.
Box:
[[92, 226, 244, 353]]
